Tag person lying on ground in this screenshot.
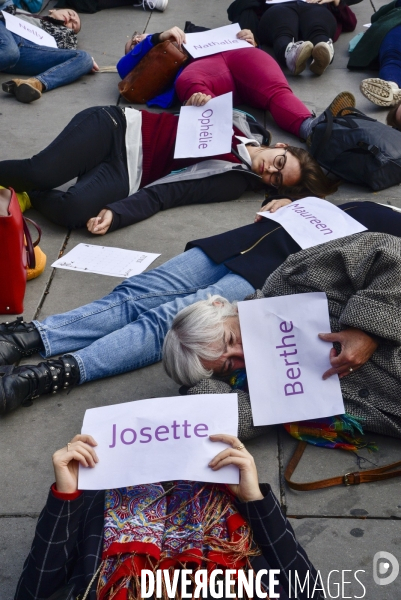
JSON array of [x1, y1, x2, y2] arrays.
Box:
[[163, 232, 401, 440], [118, 24, 338, 125], [0, 200, 400, 418], [53, 0, 167, 15], [0, 5, 97, 104], [15, 432, 323, 600], [0, 92, 356, 230], [227, 0, 358, 76], [349, 0, 401, 107]]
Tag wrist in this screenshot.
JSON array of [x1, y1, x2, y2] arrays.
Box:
[[51, 483, 82, 501]]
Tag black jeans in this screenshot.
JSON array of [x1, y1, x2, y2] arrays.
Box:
[[258, 1, 337, 66], [0, 105, 129, 229]]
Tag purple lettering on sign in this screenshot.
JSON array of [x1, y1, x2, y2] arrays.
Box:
[[279, 321, 293, 333], [155, 425, 169, 441], [121, 428, 137, 445], [139, 426, 152, 443], [194, 424, 209, 437], [284, 382, 304, 396], [275, 321, 304, 397]]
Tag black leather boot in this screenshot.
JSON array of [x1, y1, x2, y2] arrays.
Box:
[[0, 317, 44, 366], [0, 356, 80, 415]]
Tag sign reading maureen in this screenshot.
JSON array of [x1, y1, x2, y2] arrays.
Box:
[[183, 23, 252, 59], [78, 394, 239, 490], [174, 92, 233, 159], [238, 292, 344, 426], [2, 11, 57, 48], [257, 197, 367, 249]]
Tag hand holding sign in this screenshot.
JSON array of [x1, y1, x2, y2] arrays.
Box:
[[174, 92, 233, 159], [319, 328, 379, 380]]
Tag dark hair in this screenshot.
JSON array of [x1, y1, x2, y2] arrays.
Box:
[[386, 101, 401, 130], [279, 145, 339, 198]]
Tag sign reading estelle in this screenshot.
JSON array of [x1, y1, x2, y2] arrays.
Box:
[[174, 92, 233, 159], [238, 292, 344, 426], [183, 23, 252, 59], [78, 394, 239, 490], [2, 11, 57, 48], [257, 197, 367, 249]]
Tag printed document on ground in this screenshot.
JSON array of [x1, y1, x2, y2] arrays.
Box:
[[2, 11, 57, 47], [51, 243, 160, 278], [183, 23, 251, 58]]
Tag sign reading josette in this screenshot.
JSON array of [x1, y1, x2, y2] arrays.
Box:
[[78, 394, 239, 489], [257, 197, 367, 249], [174, 92, 233, 158], [238, 293, 344, 426], [183, 23, 252, 59]]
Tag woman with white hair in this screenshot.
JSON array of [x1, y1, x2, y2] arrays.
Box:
[[163, 231, 401, 439]]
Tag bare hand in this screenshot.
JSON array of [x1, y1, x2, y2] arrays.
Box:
[[91, 59, 99, 72], [185, 92, 212, 106], [159, 26, 186, 49], [209, 434, 263, 502], [319, 327, 379, 380], [53, 434, 98, 494], [237, 29, 256, 47], [87, 209, 113, 235], [254, 198, 292, 222]]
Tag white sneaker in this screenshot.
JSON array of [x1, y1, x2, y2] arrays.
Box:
[[360, 78, 401, 107], [309, 39, 334, 76], [284, 40, 313, 75], [133, 0, 168, 11]]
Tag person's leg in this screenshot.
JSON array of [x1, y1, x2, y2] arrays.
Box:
[[0, 23, 20, 71], [0, 106, 126, 192], [72, 271, 254, 382], [257, 5, 299, 65], [175, 54, 239, 104], [223, 48, 312, 137], [379, 26, 401, 87], [33, 248, 239, 358], [2, 41, 94, 91], [299, 4, 336, 75]]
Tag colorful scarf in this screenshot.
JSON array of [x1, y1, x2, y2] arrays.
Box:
[[98, 482, 260, 600], [229, 369, 377, 452]]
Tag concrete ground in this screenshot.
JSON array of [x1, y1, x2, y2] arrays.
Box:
[[1, 0, 401, 597]]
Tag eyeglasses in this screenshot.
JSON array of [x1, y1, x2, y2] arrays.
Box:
[[269, 149, 288, 189]]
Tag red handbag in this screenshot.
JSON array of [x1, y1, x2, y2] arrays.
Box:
[[0, 188, 41, 315]]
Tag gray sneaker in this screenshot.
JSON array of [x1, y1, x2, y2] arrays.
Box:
[[285, 40, 313, 75], [310, 39, 334, 76], [133, 0, 168, 11]]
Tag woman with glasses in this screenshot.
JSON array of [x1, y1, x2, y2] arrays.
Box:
[[0, 92, 351, 231]]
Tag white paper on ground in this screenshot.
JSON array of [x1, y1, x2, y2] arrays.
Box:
[[363, 23, 371, 28], [266, 0, 305, 4], [78, 394, 239, 490], [51, 243, 160, 278], [174, 92, 233, 159], [2, 11, 57, 48], [183, 23, 252, 59], [257, 197, 367, 249], [238, 293, 344, 426]]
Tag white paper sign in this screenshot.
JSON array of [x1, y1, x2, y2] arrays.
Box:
[[2, 11, 57, 48], [266, 0, 305, 4], [51, 243, 160, 278], [174, 92, 233, 159], [78, 394, 239, 490], [238, 293, 344, 426], [183, 23, 251, 59], [258, 197, 367, 249]]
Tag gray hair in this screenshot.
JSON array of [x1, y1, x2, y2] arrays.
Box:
[[163, 295, 238, 387]]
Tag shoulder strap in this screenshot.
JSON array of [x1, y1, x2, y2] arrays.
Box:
[[285, 441, 401, 491]]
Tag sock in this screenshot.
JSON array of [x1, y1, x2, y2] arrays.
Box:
[[0, 186, 32, 213], [299, 112, 325, 141]]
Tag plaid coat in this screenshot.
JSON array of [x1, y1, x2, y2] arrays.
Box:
[[189, 232, 401, 440], [15, 486, 323, 600]]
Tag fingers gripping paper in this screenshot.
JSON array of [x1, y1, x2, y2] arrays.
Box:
[[78, 394, 239, 490], [238, 293, 344, 426]]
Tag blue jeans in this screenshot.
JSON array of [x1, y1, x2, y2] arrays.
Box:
[[33, 248, 255, 383], [379, 25, 401, 87], [0, 22, 93, 91]]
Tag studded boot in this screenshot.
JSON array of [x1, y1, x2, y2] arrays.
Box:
[[0, 356, 80, 415], [0, 317, 44, 366]]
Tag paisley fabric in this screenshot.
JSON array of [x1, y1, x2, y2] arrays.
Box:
[[98, 482, 259, 600]]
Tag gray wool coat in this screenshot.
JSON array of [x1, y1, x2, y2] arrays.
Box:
[[188, 233, 401, 441]]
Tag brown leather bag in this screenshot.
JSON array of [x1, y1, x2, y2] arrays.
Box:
[[118, 40, 188, 104]]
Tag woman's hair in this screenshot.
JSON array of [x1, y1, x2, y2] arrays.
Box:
[[386, 101, 401, 129], [163, 295, 237, 387], [281, 145, 340, 199]]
